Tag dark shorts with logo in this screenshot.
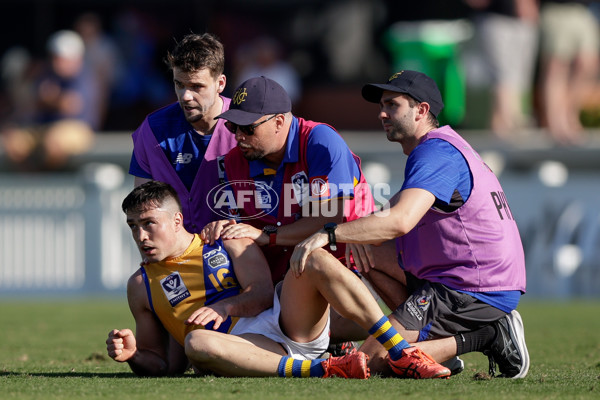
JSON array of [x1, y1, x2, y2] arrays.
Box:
[[391, 273, 507, 341]]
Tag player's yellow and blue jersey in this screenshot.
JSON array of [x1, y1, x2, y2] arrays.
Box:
[[140, 235, 241, 346]]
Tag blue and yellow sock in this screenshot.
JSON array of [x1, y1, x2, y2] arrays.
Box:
[[369, 316, 410, 361], [277, 356, 327, 378]]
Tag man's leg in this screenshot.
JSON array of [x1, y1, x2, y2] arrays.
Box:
[[185, 330, 288, 377], [283, 248, 449, 379], [185, 329, 370, 379], [330, 240, 403, 344], [329, 308, 367, 343], [416, 310, 530, 378], [362, 278, 528, 378]]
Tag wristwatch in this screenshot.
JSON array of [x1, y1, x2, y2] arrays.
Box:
[[262, 225, 278, 247], [323, 222, 338, 252]]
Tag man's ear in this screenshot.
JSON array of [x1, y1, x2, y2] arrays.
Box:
[[416, 102, 431, 121], [274, 113, 286, 131], [217, 74, 226, 93], [173, 211, 184, 230]]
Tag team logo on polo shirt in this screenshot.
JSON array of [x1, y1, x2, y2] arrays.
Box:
[[310, 176, 330, 199], [291, 171, 309, 205], [174, 153, 193, 165], [160, 272, 190, 307]]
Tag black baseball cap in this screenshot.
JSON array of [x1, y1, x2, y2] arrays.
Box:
[[361, 70, 444, 117], [215, 76, 292, 125]]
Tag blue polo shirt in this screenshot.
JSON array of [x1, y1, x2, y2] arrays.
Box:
[[247, 116, 361, 217]]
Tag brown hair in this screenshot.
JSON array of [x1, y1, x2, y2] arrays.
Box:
[[122, 181, 182, 214], [165, 33, 225, 78]]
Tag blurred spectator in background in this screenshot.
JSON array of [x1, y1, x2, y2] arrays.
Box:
[[108, 8, 173, 130], [465, 0, 539, 138], [233, 36, 302, 104], [537, 0, 600, 145], [288, 0, 388, 83], [0, 30, 94, 171], [0, 46, 37, 125], [74, 12, 123, 131]]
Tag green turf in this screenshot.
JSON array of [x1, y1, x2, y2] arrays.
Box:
[[1, 299, 599, 399]]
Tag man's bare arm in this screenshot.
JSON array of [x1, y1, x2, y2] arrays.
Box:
[[107, 270, 188, 376]]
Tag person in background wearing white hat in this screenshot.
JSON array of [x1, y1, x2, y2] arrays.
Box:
[[0, 29, 94, 170]]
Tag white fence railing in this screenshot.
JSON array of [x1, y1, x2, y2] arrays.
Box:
[[0, 165, 140, 295], [1, 133, 600, 298]]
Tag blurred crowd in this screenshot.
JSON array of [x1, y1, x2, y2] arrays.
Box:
[[0, 1, 599, 171], [464, 0, 600, 145], [0, 10, 173, 171]]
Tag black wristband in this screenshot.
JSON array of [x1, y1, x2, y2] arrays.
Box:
[[323, 222, 338, 252]]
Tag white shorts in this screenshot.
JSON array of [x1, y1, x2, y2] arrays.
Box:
[[230, 283, 330, 360]]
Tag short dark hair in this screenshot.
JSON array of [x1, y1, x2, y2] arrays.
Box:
[[122, 181, 182, 214], [401, 93, 440, 128], [165, 33, 225, 78]]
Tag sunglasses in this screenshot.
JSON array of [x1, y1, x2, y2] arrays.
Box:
[[225, 114, 278, 136]]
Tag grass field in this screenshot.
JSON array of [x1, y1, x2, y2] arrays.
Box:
[[1, 298, 599, 400]]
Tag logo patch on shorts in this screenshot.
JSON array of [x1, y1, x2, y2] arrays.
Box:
[[406, 295, 432, 321], [416, 295, 431, 311], [160, 271, 190, 307]]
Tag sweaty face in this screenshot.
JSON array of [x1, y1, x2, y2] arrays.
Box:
[[173, 67, 224, 127], [126, 205, 179, 263]]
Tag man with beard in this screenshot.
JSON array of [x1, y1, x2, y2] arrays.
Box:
[[201, 75, 377, 354], [291, 70, 530, 379], [202, 76, 375, 286], [129, 33, 236, 233]]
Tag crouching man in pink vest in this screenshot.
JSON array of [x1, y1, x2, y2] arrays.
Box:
[[292, 70, 530, 379]]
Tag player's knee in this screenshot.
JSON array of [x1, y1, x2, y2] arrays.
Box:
[[304, 248, 341, 276], [184, 330, 221, 363]]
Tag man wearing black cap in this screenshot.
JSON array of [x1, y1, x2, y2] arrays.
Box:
[[291, 70, 530, 379], [201, 75, 454, 379], [202, 76, 375, 286], [200, 75, 377, 351]]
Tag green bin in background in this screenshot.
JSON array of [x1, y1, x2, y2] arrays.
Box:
[[384, 20, 473, 126]]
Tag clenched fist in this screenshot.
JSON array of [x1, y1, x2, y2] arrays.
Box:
[[106, 329, 137, 362]]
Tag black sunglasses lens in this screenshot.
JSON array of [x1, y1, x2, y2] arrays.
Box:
[[225, 121, 236, 133], [239, 126, 253, 136], [225, 121, 253, 136]]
